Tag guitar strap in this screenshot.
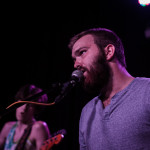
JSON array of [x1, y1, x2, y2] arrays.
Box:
[[15, 123, 33, 150]]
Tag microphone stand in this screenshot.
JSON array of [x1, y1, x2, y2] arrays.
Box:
[[54, 80, 76, 104], [0, 70, 83, 119]]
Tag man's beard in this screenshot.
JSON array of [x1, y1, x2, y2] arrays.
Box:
[[83, 53, 110, 95]]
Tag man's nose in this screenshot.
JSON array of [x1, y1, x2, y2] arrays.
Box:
[[74, 57, 82, 69]]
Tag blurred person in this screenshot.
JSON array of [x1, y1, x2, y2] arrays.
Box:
[[68, 27, 150, 150], [0, 84, 51, 150]]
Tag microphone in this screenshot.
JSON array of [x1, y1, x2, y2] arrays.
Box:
[[69, 69, 84, 85], [54, 70, 84, 104]]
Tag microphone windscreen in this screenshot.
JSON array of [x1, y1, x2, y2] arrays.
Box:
[[71, 70, 84, 83]]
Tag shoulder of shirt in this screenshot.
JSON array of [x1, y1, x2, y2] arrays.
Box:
[[81, 96, 100, 112], [136, 77, 150, 82], [134, 77, 150, 86]]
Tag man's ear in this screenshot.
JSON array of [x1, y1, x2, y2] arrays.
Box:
[[104, 44, 115, 60]]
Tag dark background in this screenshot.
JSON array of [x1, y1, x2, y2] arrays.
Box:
[[0, 0, 150, 150]]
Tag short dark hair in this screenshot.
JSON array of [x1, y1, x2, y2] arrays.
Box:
[[68, 27, 126, 68]]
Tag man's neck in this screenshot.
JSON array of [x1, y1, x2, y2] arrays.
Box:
[[101, 65, 134, 107], [111, 67, 134, 95]]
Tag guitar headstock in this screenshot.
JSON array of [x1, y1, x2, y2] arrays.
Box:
[[53, 129, 67, 137], [40, 129, 66, 150]]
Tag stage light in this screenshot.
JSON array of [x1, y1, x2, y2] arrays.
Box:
[[138, 0, 150, 6]]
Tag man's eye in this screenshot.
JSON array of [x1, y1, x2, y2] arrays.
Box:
[[79, 50, 86, 55]]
